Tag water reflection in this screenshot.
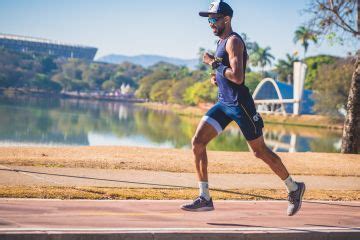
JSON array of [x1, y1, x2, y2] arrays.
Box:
[[0, 95, 342, 152]]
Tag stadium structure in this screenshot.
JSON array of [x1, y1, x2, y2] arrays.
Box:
[[0, 33, 97, 60]]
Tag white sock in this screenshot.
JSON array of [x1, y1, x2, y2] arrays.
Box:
[[284, 175, 298, 193], [199, 181, 210, 201]]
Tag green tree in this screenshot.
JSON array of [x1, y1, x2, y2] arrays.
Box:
[[313, 58, 353, 116], [293, 26, 318, 59], [111, 72, 137, 88], [149, 79, 174, 102], [51, 73, 69, 91], [245, 72, 263, 94], [183, 81, 217, 105], [135, 70, 172, 99], [101, 80, 117, 90], [167, 77, 196, 104], [149, 61, 180, 73], [249, 43, 275, 75], [275, 53, 299, 84], [0, 48, 40, 88], [86, 63, 117, 90], [116, 61, 150, 82], [69, 80, 89, 92], [40, 56, 57, 74], [30, 73, 62, 92], [304, 55, 338, 89], [190, 70, 209, 82], [172, 66, 191, 80]]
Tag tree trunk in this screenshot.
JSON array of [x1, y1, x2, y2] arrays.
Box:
[[341, 51, 360, 154]]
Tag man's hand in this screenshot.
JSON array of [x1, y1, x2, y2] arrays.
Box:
[[210, 73, 217, 86], [203, 52, 215, 65]]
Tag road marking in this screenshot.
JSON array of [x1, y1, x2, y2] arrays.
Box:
[[0, 165, 62, 185], [1, 198, 359, 204], [0, 227, 359, 232], [1, 165, 46, 181], [4, 212, 182, 217]]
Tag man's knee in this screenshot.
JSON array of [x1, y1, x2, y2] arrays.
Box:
[[253, 146, 279, 164], [253, 148, 266, 159], [192, 135, 206, 155], [252, 146, 270, 159]]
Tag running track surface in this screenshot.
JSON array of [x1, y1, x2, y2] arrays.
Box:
[[0, 199, 359, 239]]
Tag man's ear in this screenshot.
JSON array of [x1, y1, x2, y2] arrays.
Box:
[[224, 16, 231, 24]]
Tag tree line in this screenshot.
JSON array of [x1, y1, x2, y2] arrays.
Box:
[[0, 39, 353, 115], [0, 47, 150, 94]]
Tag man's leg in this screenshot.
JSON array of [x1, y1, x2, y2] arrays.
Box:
[[247, 136, 306, 216], [247, 136, 290, 180], [192, 120, 218, 183], [181, 119, 218, 211]]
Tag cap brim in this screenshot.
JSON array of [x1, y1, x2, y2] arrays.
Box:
[[199, 12, 211, 17]]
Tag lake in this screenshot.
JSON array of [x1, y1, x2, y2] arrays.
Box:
[[0, 95, 342, 152]]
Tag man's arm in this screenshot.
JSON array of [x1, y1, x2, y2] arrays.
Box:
[[223, 36, 245, 85], [202, 37, 245, 85]]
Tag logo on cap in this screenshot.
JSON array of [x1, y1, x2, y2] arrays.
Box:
[[209, 3, 219, 12]]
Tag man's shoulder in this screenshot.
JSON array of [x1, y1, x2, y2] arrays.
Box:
[[227, 34, 245, 50]]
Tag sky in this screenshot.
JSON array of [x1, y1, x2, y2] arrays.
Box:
[[0, 0, 359, 62]]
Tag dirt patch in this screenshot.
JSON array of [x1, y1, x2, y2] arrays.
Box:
[[0, 146, 359, 176], [0, 186, 358, 201]]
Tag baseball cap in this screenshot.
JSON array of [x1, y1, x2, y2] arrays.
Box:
[[199, 0, 233, 18]]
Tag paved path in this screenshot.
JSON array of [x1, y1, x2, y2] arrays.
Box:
[[0, 165, 359, 190], [0, 199, 359, 239]]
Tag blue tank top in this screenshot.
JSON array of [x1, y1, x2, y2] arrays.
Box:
[[215, 32, 252, 106]]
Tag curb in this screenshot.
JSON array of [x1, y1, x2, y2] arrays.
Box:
[[1, 229, 360, 240]]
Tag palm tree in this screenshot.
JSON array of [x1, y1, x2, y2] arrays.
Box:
[[293, 26, 318, 59], [249, 42, 275, 75], [275, 53, 300, 84], [239, 32, 254, 51]]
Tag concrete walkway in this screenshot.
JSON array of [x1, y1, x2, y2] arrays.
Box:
[[0, 199, 359, 240], [0, 166, 359, 190]]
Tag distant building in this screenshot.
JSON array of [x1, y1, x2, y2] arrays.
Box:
[[0, 33, 97, 60], [253, 79, 315, 115], [252, 62, 315, 115]]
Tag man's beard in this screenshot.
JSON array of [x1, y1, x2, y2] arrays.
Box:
[[214, 26, 225, 36]]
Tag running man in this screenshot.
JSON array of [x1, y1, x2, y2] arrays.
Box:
[[181, 0, 305, 216]]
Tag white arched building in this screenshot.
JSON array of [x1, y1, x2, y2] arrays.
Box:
[[252, 62, 313, 115]]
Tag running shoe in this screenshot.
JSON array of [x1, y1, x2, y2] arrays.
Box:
[[181, 196, 214, 212], [287, 182, 306, 216]]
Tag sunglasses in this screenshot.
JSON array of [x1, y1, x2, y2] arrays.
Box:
[[208, 16, 223, 24]]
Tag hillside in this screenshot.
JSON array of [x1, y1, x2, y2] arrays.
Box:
[[97, 54, 198, 69]]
